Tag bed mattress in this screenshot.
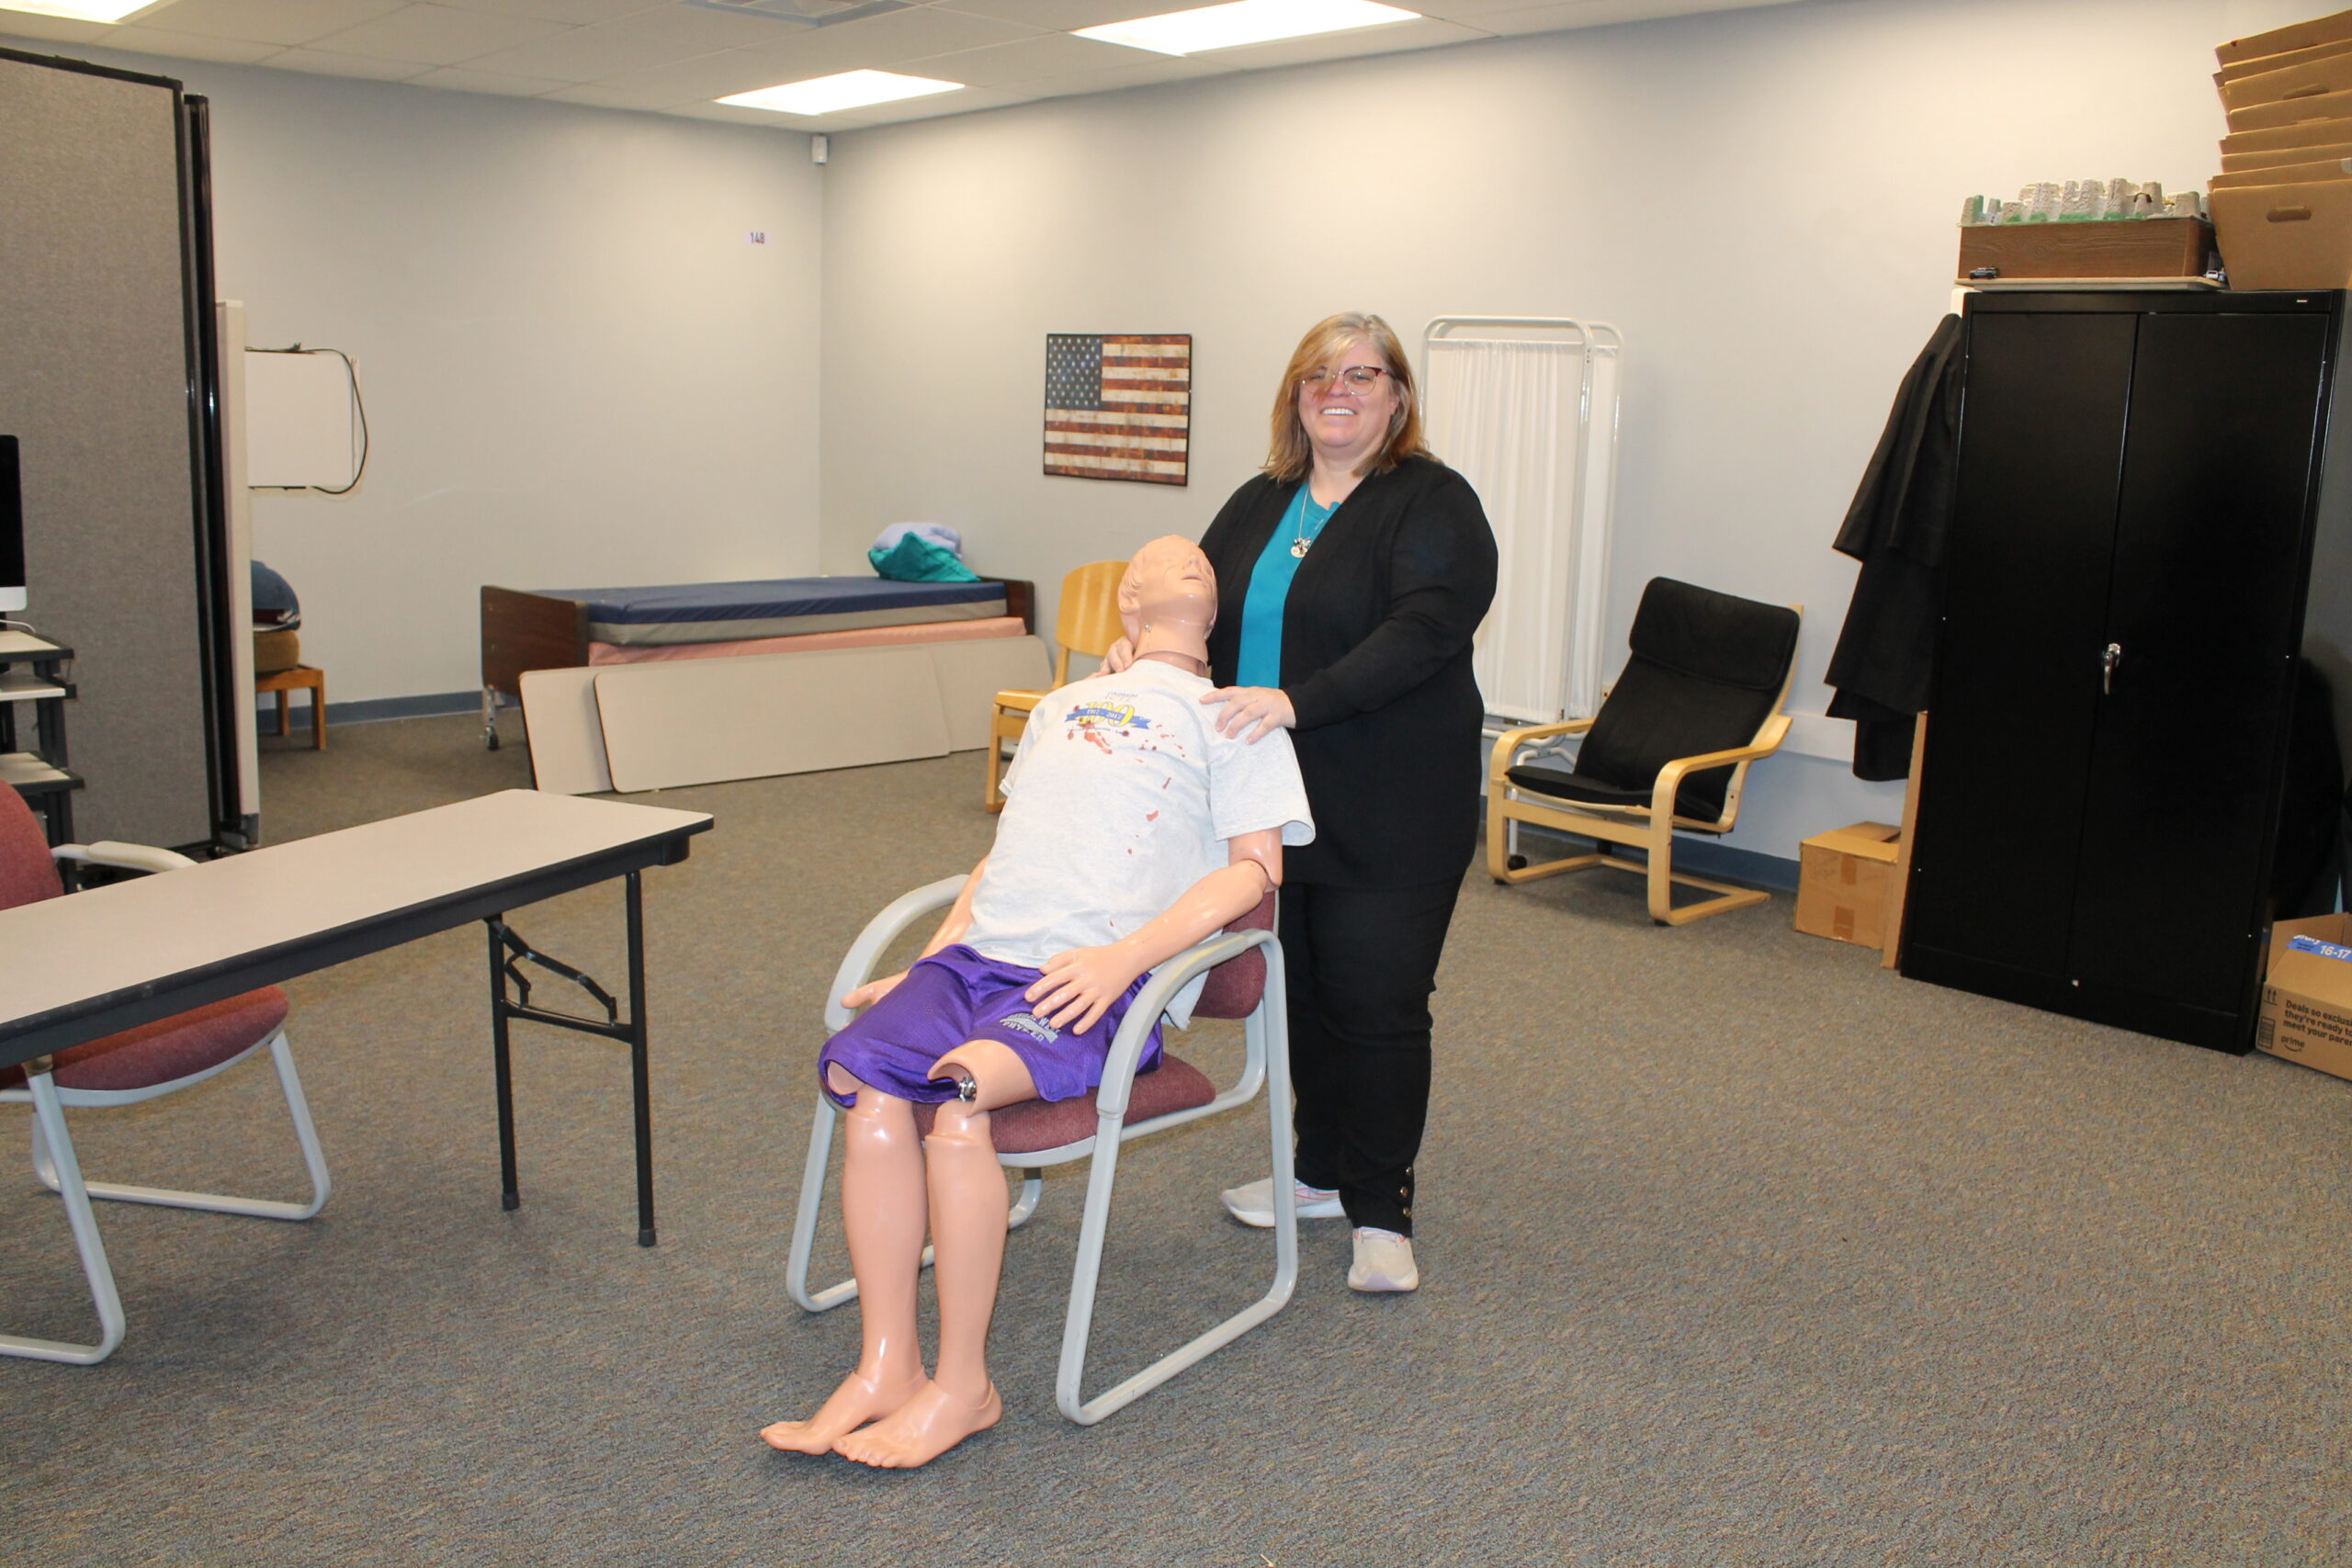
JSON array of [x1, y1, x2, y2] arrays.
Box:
[[538, 577, 1009, 649], [585, 615, 1026, 665]]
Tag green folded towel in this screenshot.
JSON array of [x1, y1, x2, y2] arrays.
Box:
[[869, 534, 978, 582]]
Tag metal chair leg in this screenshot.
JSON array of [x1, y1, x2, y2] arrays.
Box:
[[3, 1074, 126, 1364]]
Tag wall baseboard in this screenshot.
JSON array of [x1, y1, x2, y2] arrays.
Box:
[[256, 690, 480, 729], [1496, 818, 1801, 893]]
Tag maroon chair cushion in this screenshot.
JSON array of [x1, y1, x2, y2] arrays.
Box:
[[911, 1052, 1217, 1154], [1, 987, 290, 1094], [0, 786, 62, 911], [1193, 891, 1272, 1021]]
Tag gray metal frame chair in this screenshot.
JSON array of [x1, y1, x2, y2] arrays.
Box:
[[785, 875, 1295, 1426], [1, 835, 329, 1366]]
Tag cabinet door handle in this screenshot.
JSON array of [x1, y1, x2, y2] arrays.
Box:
[[2102, 641, 2122, 694]]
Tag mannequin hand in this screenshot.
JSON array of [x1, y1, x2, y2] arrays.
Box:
[[1200, 685, 1295, 742], [1024, 944, 1146, 1034], [842, 971, 908, 1010], [1101, 637, 1136, 674]]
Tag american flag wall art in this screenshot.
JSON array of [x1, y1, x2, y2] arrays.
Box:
[[1043, 333, 1191, 486]]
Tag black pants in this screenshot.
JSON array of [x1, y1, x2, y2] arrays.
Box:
[[1280, 876, 1462, 1237]]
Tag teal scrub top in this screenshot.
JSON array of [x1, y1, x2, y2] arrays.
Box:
[[1235, 486, 1339, 688]]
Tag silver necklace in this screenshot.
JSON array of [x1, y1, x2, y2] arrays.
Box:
[[1291, 493, 1338, 558]]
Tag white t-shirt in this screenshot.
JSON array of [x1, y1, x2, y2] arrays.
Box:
[[967, 658, 1315, 1026]]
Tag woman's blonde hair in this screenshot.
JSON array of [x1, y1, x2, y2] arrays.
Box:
[[1264, 311, 1431, 482]]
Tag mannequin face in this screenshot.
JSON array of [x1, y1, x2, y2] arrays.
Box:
[[1118, 536, 1216, 658]]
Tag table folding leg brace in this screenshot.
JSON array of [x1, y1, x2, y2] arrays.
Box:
[[485, 870, 657, 1246]]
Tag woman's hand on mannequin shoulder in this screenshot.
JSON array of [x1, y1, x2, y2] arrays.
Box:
[[842, 971, 908, 1010], [1200, 685, 1295, 743], [1100, 637, 1136, 674]]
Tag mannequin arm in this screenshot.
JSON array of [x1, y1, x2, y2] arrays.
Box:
[[1023, 829, 1283, 1034], [841, 857, 988, 1009]]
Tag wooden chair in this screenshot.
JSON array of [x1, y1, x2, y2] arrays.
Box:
[[1487, 578, 1802, 926], [0, 789, 329, 1364], [256, 664, 326, 750], [985, 561, 1127, 810], [786, 881, 1294, 1427]]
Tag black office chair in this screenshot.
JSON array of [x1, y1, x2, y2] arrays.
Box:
[[1487, 578, 1801, 925]]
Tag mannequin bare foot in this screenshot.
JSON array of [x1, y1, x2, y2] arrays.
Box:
[[831, 1378, 1001, 1469], [759, 1364, 926, 1454]]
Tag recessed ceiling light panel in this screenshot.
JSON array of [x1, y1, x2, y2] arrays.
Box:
[[0, 0, 162, 21], [718, 69, 964, 115], [1076, 0, 1419, 56]]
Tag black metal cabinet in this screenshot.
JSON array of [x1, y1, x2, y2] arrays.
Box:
[[1904, 290, 2352, 1052]]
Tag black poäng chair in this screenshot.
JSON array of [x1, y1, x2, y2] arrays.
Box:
[[1487, 578, 1801, 925]]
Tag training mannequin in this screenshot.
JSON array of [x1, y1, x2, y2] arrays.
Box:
[[761, 536, 1314, 1469]]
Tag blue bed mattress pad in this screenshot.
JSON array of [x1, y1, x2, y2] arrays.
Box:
[[534, 575, 1009, 649]]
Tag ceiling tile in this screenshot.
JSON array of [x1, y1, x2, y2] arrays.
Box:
[[893, 30, 1152, 86], [0, 13, 113, 42], [101, 21, 283, 58], [265, 44, 435, 75], [1470, 0, 1785, 31], [411, 60, 575, 89], [460, 2, 785, 77], [582, 45, 801, 96], [306, 2, 573, 62], [927, 0, 1159, 30], [1193, 13, 1485, 67], [119, 0, 408, 47], [435, 0, 662, 21], [1000, 51, 1217, 95], [712, 6, 1044, 84], [538, 77, 698, 106]]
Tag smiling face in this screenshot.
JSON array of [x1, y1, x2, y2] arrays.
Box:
[[1295, 337, 1400, 474]]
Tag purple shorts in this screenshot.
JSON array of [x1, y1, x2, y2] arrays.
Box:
[[817, 944, 1165, 1110]]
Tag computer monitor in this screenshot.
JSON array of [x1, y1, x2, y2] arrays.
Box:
[[0, 436, 21, 614]]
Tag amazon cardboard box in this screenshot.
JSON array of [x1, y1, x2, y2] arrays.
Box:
[[2224, 116, 2352, 156], [2257, 913, 2352, 1081], [2228, 85, 2352, 132], [1795, 822, 1901, 948], [2222, 48, 2352, 110], [2211, 178, 2352, 287]]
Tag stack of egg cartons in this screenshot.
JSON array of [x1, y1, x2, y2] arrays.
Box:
[[2211, 6, 2352, 286]]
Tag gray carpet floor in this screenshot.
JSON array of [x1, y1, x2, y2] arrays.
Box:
[[5, 714, 2350, 1566]]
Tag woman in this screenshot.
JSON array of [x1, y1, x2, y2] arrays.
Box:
[[1117, 311, 1497, 1292]]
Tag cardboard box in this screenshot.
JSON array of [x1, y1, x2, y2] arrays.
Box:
[[2211, 178, 2352, 287], [2223, 116, 2352, 155], [2228, 85, 2352, 132], [2219, 6, 2352, 68], [1957, 219, 2215, 281], [1795, 822, 1901, 947], [2222, 50, 2352, 110], [2223, 139, 2352, 173], [2213, 156, 2352, 189], [2257, 912, 2352, 1080], [2217, 35, 2352, 86]]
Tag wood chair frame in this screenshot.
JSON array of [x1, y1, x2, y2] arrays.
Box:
[[986, 560, 1128, 811], [1486, 612, 1801, 926]]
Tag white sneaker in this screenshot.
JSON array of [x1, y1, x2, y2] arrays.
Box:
[[1219, 1177, 1344, 1228], [1348, 1227, 1419, 1292]]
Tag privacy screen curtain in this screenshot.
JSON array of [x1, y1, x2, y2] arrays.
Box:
[[0, 49, 221, 848], [1423, 331, 1622, 727]]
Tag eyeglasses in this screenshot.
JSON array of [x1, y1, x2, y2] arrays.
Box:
[[1300, 366, 1391, 393]]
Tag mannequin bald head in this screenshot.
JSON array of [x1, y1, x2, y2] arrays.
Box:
[[1118, 536, 1216, 673]]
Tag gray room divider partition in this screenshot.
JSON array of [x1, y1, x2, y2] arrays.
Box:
[[0, 48, 238, 851]]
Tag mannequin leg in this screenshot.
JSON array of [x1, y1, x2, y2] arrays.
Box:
[[834, 1040, 1034, 1470], [761, 1066, 930, 1452]]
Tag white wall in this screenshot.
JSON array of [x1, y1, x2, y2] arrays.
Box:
[[0, 39, 826, 706], [815, 0, 2312, 863]]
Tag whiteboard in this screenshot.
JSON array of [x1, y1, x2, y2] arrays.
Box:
[[243, 349, 357, 489]]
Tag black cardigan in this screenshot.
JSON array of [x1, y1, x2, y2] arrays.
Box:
[[1199, 454, 1498, 887]]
